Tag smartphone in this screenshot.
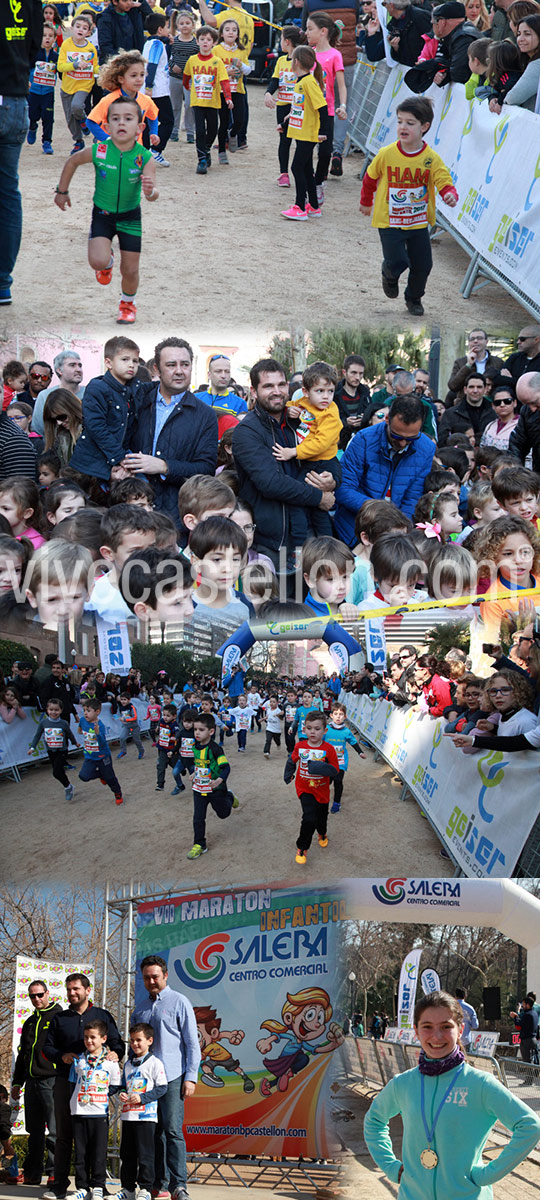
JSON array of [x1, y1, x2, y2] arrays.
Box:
[[482, 643, 495, 655]]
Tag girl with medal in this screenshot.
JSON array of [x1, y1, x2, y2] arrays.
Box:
[[364, 990, 540, 1199]]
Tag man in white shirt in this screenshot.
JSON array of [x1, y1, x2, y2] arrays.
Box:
[[31, 351, 85, 435]]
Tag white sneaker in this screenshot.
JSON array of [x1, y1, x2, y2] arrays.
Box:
[[74, 1191, 89, 1200], [115, 1192, 135, 1200], [92, 1190, 104, 1200], [138, 1191, 151, 1200], [152, 151, 170, 167], [316, 184, 325, 206]]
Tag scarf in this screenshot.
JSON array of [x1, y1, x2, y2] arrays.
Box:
[[419, 1044, 465, 1076]]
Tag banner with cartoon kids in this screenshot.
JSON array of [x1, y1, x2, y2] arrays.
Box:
[[12, 955, 94, 1134], [135, 883, 346, 1157]]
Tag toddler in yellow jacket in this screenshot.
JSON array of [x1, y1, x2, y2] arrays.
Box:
[[272, 360, 341, 542]]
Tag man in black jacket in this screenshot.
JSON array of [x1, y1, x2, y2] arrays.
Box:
[[334, 355, 371, 448], [9, 662, 41, 707], [11, 980, 62, 1186], [502, 326, 540, 384], [431, 2, 479, 83], [38, 660, 78, 719], [96, 0, 153, 63], [438, 374, 493, 445], [0, 0, 43, 303], [42, 973, 124, 1200], [381, 0, 432, 65], [232, 358, 335, 571], [122, 337, 218, 528], [509, 372, 540, 474]]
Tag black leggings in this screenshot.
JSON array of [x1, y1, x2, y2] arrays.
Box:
[[277, 104, 291, 172], [194, 106, 218, 161], [218, 93, 245, 151], [291, 139, 317, 211], [315, 114, 334, 185], [48, 749, 70, 789]]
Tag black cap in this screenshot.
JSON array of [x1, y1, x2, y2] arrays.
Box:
[[433, 2, 466, 17]]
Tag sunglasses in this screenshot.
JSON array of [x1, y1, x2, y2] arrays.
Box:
[[517, 336, 531, 342], [388, 427, 420, 443], [55, 414, 69, 422], [491, 397, 513, 407], [30, 991, 46, 999], [30, 372, 51, 381]]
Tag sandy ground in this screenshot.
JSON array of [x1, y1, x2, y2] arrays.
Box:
[[2, 84, 525, 340], [335, 1043, 540, 1200], [0, 726, 452, 886]]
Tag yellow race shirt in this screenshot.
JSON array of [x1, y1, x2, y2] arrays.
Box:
[[184, 52, 230, 108], [286, 397, 341, 461], [215, 6, 255, 55], [286, 73, 326, 143], [57, 36, 98, 94], [272, 53, 297, 105], [365, 140, 455, 230], [214, 43, 249, 94]]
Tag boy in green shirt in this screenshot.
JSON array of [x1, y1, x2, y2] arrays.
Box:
[[188, 712, 239, 860], [54, 97, 158, 324]]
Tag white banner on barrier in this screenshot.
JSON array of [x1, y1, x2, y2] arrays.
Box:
[[12, 955, 94, 1134], [470, 1030, 500, 1057], [364, 75, 540, 307], [343, 694, 540, 877], [0, 701, 151, 772], [398, 946, 422, 1030]]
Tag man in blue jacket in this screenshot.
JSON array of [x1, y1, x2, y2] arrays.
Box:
[[96, 0, 152, 63], [334, 394, 435, 544], [122, 337, 218, 528]]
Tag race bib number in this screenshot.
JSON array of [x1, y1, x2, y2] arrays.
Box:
[[149, 706, 160, 720], [180, 737, 195, 756], [285, 705, 296, 722], [158, 729, 171, 748], [44, 727, 64, 750], [288, 92, 305, 131], [278, 70, 296, 103], [33, 60, 56, 87], [335, 743, 345, 765], [78, 1067, 109, 1107], [296, 408, 315, 444], [388, 185, 428, 227], [298, 747, 324, 783], [194, 72, 215, 100], [67, 50, 94, 81], [194, 766, 211, 792], [83, 728, 98, 753], [238, 714, 250, 729]]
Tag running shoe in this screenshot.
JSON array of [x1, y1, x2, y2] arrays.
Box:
[[114, 1192, 135, 1200], [65, 784, 75, 803], [306, 203, 322, 217], [232, 795, 240, 808], [138, 749, 145, 759], [277, 173, 290, 187], [263, 752, 270, 758], [196, 158, 207, 174], [237, 142, 248, 151], [115, 794, 124, 806], [406, 298, 424, 316], [228, 135, 238, 152], [187, 844, 208, 859], [281, 205, 308, 221], [206, 151, 212, 167], [169, 132, 179, 142], [95, 255, 113, 285], [117, 300, 137, 324], [316, 183, 325, 205], [295, 849, 307, 864], [218, 151, 229, 164], [318, 835, 329, 847], [42, 141, 54, 155], [117, 749, 126, 759], [80, 123, 89, 135], [92, 1189, 103, 1200], [382, 270, 399, 299], [71, 140, 84, 154], [331, 801, 341, 814], [27, 130, 37, 145], [171, 785, 185, 795], [0, 289, 12, 305], [151, 151, 170, 167], [330, 152, 343, 176], [155, 785, 164, 791], [186, 133, 195, 143]]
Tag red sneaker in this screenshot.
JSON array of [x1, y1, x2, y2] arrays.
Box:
[[96, 266, 113, 285], [115, 794, 124, 805], [277, 173, 290, 187], [117, 300, 137, 324]]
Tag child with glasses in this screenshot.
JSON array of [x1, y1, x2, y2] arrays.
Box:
[[446, 670, 537, 752]]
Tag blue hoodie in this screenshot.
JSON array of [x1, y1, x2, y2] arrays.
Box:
[[364, 1061, 540, 1200]]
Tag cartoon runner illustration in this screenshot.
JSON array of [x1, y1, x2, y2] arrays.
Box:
[[256, 987, 344, 1096], [194, 1005, 255, 1093]]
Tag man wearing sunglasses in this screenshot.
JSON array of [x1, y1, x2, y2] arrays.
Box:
[[502, 325, 540, 385], [31, 351, 84, 437], [334, 394, 435, 544], [18, 362, 53, 411], [193, 353, 248, 436], [11, 981, 63, 1186]]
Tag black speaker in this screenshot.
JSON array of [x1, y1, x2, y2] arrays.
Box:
[[483, 987, 501, 1021]]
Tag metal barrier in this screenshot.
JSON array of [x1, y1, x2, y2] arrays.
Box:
[[496, 1055, 540, 1117], [346, 58, 391, 160], [462, 255, 540, 322]]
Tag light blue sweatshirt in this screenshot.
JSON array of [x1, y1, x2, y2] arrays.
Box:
[[363, 1062, 540, 1200]]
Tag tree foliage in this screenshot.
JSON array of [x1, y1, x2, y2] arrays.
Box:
[[425, 620, 471, 661], [130, 643, 221, 686], [0, 640, 37, 676], [267, 328, 428, 386]]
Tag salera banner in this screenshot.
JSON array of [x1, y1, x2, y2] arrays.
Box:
[[135, 883, 346, 1157]]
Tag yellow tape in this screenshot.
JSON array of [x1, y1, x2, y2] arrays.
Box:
[[335, 585, 540, 623]]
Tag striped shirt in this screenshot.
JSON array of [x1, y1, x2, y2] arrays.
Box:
[[0, 413, 38, 480]]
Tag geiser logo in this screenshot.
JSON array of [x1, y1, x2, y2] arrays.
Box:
[[488, 214, 535, 262], [524, 150, 540, 213], [372, 878, 461, 905], [446, 751, 507, 875], [174, 934, 230, 990], [456, 100, 474, 163], [458, 186, 489, 230], [385, 70, 404, 120], [433, 88, 453, 147], [485, 116, 509, 184]]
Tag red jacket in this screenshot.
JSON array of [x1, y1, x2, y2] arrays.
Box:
[[291, 739, 340, 803], [422, 674, 452, 717]]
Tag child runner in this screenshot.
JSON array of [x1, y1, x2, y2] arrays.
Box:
[[115, 692, 145, 760], [0, 478, 45, 549], [155, 703, 179, 792], [364, 990, 540, 1198], [28, 696, 79, 803], [228, 693, 258, 752], [54, 97, 158, 324], [78, 698, 124, 805], [215, 19, 252, 163], [264, 24, 304, 188], [281, 45, 330, 221], [284, 709, 339, 864], [183, 26, 233, 175], [118, 1023, 168, 1200], [27, 22, 58, 156], [187, 712, 237, 860], [325, 700, 365, 813], [169, 10, 198, 143], [86, 50, 160, 146], [145, 692, 162, 745], [142, 13, 175, 167], [261, 694, 284, 758], [69, 1021, 122, 1200], [305, 12, 347, 206], [359, 97, 458, 316], [57, 12, 98, 153], [171, 706, 197, 795], [283, 687, 299, 752]]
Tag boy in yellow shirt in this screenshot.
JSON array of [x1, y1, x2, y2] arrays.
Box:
[[183, 27, 233, 175], [57, 12, 98, 153], [360, 97, 458, 317], [272, 360, 341, 538]]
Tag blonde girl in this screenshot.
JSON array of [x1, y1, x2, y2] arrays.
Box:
[[365, 990, 540, 1199], [0, 478, 45, 549], [43, 388, 83, 465], [169, 10, 198, 143], [87, 50, 160, 144], [215, 19, 252, 162], [281, 45, 330, 221], [305, 12, 347, 202], [256, 987, 343, 1095], [465, 0, 491, 29]]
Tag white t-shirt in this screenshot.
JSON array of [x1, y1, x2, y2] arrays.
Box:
[[143, 37, 170, 97], [263, 702, 283, 733], [70, 1053, 121, 1117], [85, 573, 133, 623], [229, 704, 257, 731], [121, 1054, 167, 1122]]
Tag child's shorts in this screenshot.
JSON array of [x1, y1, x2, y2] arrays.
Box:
[[89, 204, 142, 252]]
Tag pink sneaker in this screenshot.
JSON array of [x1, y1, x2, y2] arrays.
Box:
[[306, 203, 322, 217], [280, 204, 308, 221], [277, 172, 290, 187]]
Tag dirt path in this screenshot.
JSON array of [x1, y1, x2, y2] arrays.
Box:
[[0, 728, 451, 886], [2, 86, 525, 339]]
